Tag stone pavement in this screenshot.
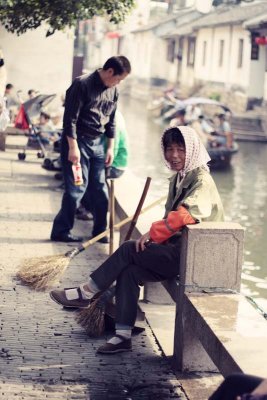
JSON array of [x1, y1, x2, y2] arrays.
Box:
[[0, 141, 186, 400]]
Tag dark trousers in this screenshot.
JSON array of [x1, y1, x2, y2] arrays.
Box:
[[51, 135, 108, 237], [90, 240, 181, 327], [209, 373, 263, 400]]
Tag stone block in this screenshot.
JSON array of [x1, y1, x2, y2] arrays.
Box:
[[180, 222, 244, 292]]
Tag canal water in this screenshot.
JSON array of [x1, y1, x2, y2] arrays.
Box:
[[120, 95, 267, 309]]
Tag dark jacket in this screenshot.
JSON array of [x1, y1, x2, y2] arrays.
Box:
[[63, 70, 118, 140]]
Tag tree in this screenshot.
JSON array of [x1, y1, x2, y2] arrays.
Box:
[[0, 0, 135, 36]]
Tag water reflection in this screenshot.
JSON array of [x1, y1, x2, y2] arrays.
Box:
[[120, 95, 267, 305]]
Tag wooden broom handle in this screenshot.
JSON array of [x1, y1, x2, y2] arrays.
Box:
[[109, 179, 115, 255], [123, 177, 151, 241]]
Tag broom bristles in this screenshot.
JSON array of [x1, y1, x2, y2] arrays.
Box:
[[75, 287, 116, 337], [75, 299, 105, 337], [16, 254, 70, 290]]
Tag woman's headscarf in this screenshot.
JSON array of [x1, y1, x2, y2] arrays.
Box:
[[162, 125, 211, 177]]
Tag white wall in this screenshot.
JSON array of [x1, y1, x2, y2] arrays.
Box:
[[179, 38, 195, 88], [150, 38, 178, 83], [130, 31, 153, 80], [194, 25, 252, 90], [248, 44, 266, 98], [0, 24, 74, 98]]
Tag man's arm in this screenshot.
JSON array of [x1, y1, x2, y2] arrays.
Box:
[[67, 136, 80, 164], [105, 137, 114, 167], [63, 79, 84, 163]]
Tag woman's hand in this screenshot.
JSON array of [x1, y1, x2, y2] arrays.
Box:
[[136, 232, 151, 252]]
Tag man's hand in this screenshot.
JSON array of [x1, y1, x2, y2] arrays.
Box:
[[67, 137, 80, 164], [136, 232, 151, 252], [105, 147, 114, 167]]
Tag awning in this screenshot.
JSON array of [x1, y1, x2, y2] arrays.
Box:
[[243, 13, 267, 29]]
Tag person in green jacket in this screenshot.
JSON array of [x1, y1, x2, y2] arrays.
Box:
[[51, 125, 224, 354], [76, 110, 129, 222], [105, 109, 128, 179]]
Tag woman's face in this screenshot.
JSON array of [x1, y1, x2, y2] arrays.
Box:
[[164, 142, 186, 172]]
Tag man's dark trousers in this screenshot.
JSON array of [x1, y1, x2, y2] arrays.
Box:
[[90, 240, 181, 327], [51, 135, 108, 238]]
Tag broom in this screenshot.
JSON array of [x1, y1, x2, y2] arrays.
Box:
[[75, 176, 153, 337], [17, 178, 165, 290]]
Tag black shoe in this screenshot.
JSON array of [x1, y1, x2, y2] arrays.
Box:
[[98, 236, 109, 244], [50, 233, 84, 243]]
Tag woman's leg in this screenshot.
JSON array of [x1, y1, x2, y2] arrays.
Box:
[[90, 241, 181, 291], [209, 373, 263, 400]]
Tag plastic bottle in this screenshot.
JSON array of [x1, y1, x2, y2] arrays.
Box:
[[72, 162, 83, 186]]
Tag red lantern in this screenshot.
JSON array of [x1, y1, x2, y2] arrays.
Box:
[[106, 31, 120, 39], [255, 36, 267, 45]]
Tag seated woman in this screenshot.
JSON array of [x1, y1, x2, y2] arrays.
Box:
[[50, 125, 224, 354]]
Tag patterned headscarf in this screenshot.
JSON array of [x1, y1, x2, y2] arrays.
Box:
[[162, 125, 211, 177]]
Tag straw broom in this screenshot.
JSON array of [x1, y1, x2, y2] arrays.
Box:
[[76, 286, 116, 337], [17, 181, 166, 290], [75, 176, 152, 337]]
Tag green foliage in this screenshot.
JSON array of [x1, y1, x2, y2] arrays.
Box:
[[0, 0, 135, 36], [209, 93, 221, 101]]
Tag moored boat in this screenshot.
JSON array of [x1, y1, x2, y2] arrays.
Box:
[[207, 141, 239, 169]]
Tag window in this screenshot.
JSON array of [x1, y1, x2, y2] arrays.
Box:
[[218, 40, 224, 67], [251, 32, 259, 60], [237, 39, 244, 68], [187, 37, 196, 66], [167, 39, 176, 63], [202, 40, 207, 66]]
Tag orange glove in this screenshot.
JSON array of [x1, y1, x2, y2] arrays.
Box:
[[149, 205, 196, 243]]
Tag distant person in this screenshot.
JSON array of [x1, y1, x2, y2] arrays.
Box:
[[191, 115, 216, 147], [28, 89, 37, 99], [185, 104, 202, 122], [170, 109, 187, 127], [50, 126, 224, 355], [104, 109, 128, 179], [4, 83, 20, 122], [34, 111, 59, 145], [214, 113, 233, 149], [50, 55, 131, 243], [209, 373, 266, 400]]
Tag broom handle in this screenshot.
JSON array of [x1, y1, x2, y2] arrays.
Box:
[[66, 194, 167, 258], [123, 177, 151, 241], [109, 179, 115, 255]]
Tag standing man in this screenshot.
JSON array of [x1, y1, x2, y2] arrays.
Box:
[[51, 56, 131, 243]]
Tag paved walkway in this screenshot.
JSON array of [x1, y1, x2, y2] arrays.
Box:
[[0, 140, 186, 400]]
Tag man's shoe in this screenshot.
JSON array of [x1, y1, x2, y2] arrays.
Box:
[[97, 336, 132, 354], [51, 233, 84, 243], [97, 236, 109, 244], [76, 212, 93, 221], [50, 287, 90, 308]]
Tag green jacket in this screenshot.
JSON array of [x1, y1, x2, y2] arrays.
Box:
[[103, 111, 128, 169], [164, 167, 224, 222]]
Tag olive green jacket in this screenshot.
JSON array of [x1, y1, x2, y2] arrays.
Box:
[[164, 167, 224, 222]]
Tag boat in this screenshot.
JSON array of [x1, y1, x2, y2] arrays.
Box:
[[207, 141, 239, 169]]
